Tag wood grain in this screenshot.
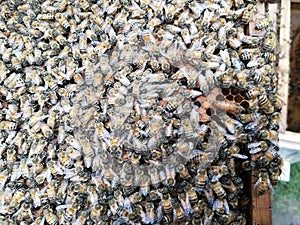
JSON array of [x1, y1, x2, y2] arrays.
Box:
[[250, 153, 272, 225]]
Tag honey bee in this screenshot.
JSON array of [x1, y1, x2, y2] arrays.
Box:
[[224, 145, 247, 159], [13, 201, 34, 222], [258, 129, 278, 145], [214, 100, 242, 114], [57, 151, 74, 169], [11, 56, 22, 72], [95, 121, 110, 140], [30, 215, 45, 225], [43, 207, 59, 225], [241, 4, 255, 24], [161, 188, 173, 214], [234, 0, 245, 9], [194, 168, 207, 190], [0, 169, 11, 190], [235, 69, 249, 89], [0, 121, 17, 131], [176, 164, 191, 180], [252, 69, 271, 86], [262, 31, 276, 52], [2, 47, 13, 63], [55, 13, 70, 29], [230, 50, 245, 72], [269, 112, 281, 130], [139, 174, 150, 196], [254, 169, 273, 195], [257, 149, 278, 168], [245, 86, 265, 99], [148, 166, 161, 188], [142, 202, 157, 224], [211, 178, 226, 198], [239, 48, 260, 61], [74, 210, 88, 225], [255, 17, 272, 30], [79, 0, 90, 11], [213, 198, 230, 215], [263, 52, 277, 63], [10, 188, 26, 209], [192, 153, 209, 165], [247, 141, 269, 154], [56, 179, 68, 205], [257, 94, 274, 114]]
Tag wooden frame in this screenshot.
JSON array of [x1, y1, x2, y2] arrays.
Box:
[[249, 1, 291, 224]]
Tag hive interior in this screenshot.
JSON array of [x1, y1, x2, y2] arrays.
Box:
[[0, 0, 282, 224]]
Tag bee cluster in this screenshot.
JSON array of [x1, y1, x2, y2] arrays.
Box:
[[0, 0, 282, 224]]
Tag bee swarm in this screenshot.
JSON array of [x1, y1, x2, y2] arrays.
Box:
[[0, 0, 282, 225]]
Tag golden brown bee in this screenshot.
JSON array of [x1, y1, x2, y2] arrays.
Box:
[[0, 121, 17, 130], [211, 178, 226, 198], [192, 213, 202, 225], [194, 168, 207, 189], [269, 167, 281, 186], [57, 151, 74, 168], [160, 188, 173, 214], [254, 169, 273, 195], [241, 4, 255, 24], [121, 173, 134, 196], [55, 13, 70, 29], [241, 160, 256, 171], [236, 69, 249, 89], [192, 153, 209, 165], [257, 149, 277, 168], [225, 145, 247, 159], [214, 100, 242, 114], [239, 48, 260, 61], [173, 200, 184, 222], [263, 52, 277, 62], [263, 31, 277, 52], [248, 141, 269, 154], [43, 207, 59, 225], [258, 94, 274, 114], [213, 198, 230, 215], [258, 129, 278, 144], [246, 86, 265, 99]]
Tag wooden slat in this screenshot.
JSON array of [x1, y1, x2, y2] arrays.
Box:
[[248, 2, 274, 224], [291, 0, 300, 3], [250, 154, 272, 225], [277, 0, 291, 133]]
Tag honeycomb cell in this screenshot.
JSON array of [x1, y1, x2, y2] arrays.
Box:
[[231, 87, 240, 95], [206, 108, 215, 116], [235, 95, 244, 103], [240, 100, 250, 109], [222, 88, 231, 96], [226, 95, 234, 101], [216, 94, 225, 101]]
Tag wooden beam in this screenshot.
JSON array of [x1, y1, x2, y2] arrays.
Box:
[[250, 164, 273, 225], [277, 0, 290, 133], [291, 0, 300, 3]]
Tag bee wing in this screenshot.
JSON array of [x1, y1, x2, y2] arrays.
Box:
[[232, 153, 248, 159], [254, 177, 262, 189], [247, 57, 259, 68], [56, 204, 68, 211], [224, 199, 230, 214], [39, 216, 46, 225], [156, 205, 163, 222]]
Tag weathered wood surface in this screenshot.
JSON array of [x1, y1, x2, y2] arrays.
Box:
[[250, 154, 272, 225]]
